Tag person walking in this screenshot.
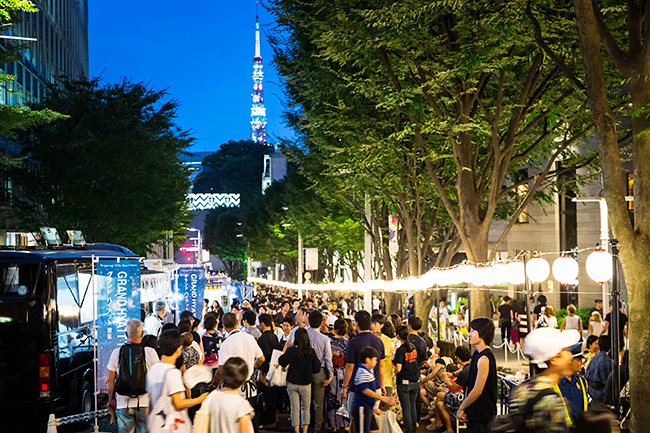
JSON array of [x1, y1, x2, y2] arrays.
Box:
[[497, 296, 513, 343], [146, 329, 208, 433], [208, 357, 255, 433], [145, 300, 166, 336], [279, 328, 322, 433], [558, 344, 589, 422], [304, 311, 334, 433], [350, 347, 394, 433], [456, 318, 497, 433], [257, 313, 282, 429], [211, 312, 265, 433], [325, 318, 350, 431], [509, 328, 580, 433], [560, 304, 583, 338], [107, 319, 159, 433], [588, 312, 604, 337], [394, 325, 419, 433]]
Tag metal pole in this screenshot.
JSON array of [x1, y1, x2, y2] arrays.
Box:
[[523, 253, 533, 376], [298, 233, 303, 297], [92, 256, 98, 433], [437, 286, 441, 342], [466, 287, 472, 350], [364, 195, 372, 312], [610, 240, 621, 412]]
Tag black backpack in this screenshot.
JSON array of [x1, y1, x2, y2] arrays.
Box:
[[489, 388, 557, 432], [114, 343, 148, 398]]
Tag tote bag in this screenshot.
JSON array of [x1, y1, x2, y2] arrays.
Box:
[[265, 349, 287, 387], [148, 368, 192, 433], [192, 391, 216, 433]]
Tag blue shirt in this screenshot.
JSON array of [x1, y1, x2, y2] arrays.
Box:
[[352, 364, 376, 408], [558, 374, 588, 417], [346, 331, 385, 392], [585, 351, 612, 400]]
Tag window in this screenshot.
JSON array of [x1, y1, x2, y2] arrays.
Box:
[[627, 173, 634, 211]]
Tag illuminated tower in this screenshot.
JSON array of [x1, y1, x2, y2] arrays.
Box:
[[250, 2, 269, 146]]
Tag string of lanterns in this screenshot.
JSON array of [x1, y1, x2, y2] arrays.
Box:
[[249, 248, 614, 292]]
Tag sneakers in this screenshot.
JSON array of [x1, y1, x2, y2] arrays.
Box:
[[425, 419, 443, 431]]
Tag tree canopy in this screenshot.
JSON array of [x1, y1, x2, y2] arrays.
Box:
[[9, 78, 193, 255]]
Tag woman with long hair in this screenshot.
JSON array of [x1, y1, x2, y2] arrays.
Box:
[[325, 319, 351, 431], [279, 328, 321, 433], [395, 326, 419, 433], [589, 311, 604, 337], [544, 305, 558, 329]]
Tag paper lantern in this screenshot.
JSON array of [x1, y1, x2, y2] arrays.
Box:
[[458, 263, 477, 285], [586, 248, 613, 283], [507, 260, 525, 285], [552, 255, 579, 284], [526, 256, 550, 283], [493, 262, 509, 285]]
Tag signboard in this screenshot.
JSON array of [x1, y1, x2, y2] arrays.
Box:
[[96, 259, 141, 393], [305, 248, 319, 271], [177, 267, 206, 319]]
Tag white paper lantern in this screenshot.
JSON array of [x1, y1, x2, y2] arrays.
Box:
[[586, 248, 613, 283], [458, 263, 477, 285], [552, 255, 579, 284], [526, 256, 550, 283], [493, 262, 509, 285], [507, 260, 525, 285]]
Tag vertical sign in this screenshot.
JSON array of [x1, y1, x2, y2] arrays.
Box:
[[305, 248, 319, 271], [96, 259, 141, 393], [177, 267, 206, 319]]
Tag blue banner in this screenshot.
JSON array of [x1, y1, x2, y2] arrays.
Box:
[[96, 259, 141, 393], [177, 267, 205, 319]]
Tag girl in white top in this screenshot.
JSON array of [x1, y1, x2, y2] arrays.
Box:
[[588, 311, 604, 337], [544, 305, 558, 329], [560, 304, 584, 336]]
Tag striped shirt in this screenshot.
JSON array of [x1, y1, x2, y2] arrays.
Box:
[[353, 364, 376, 408]]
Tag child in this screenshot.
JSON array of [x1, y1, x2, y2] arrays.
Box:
[[351, 347, 394, 433], [146, 329, 208, 433], [208, 357, 254, 433]]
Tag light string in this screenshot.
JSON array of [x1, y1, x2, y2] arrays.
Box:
[[248, 245, 611, 293]]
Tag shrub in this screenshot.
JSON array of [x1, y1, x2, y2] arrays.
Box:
[[555, 307, 591, 328]]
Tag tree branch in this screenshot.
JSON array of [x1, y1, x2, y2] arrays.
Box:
[[591, 0, 631, 74]]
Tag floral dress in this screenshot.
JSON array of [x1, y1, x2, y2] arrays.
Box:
[[325, 335, 350, 429]]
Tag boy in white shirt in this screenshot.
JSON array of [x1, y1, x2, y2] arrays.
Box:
[[208, 357, 255, 433]]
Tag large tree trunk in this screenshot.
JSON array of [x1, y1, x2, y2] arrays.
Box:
[[384, 292, 401, 316], [414, 290, 434, 328], [572, 1, 650, 429]]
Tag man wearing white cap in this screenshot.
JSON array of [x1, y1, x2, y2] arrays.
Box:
[[509, 328, 581, 433]]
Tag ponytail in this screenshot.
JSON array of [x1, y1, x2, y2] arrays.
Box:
[[396, 325, 412, 351]]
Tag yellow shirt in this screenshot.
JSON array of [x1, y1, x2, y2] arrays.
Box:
[[378, 333, 394, 387]]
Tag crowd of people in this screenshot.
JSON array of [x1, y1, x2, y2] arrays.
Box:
[[104, 290, 624, 433]]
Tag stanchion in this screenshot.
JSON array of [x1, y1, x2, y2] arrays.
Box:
[[516, 342, 521, 370], [47, 414, 57, 433]]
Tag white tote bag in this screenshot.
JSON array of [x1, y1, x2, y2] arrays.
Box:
[[378, 410, 403, 433], [265, 349, 287, 387], [148, 369, 192, 433]]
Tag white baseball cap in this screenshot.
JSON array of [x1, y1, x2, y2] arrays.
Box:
[[327, 315, 337, 328], [523, 328, 581, 368]]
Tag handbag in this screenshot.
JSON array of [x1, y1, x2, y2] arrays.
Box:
[[148, 368, 192, 433], [266, 349, 287, 387], [192, 391, 216, 433], [377, 410, 403, 433]]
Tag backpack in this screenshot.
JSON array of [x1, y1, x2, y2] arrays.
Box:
[[489, 388, 556, 432], [114, 343, 148, 398], [536, 307, 548, 328]]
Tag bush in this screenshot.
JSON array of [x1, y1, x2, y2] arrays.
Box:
[[555, 307, 591, 328]]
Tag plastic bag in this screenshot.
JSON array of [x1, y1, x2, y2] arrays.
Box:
[[377, 409, 403, 433]]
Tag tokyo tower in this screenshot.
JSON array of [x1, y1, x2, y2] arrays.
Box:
[[250, 2, 269, 146]]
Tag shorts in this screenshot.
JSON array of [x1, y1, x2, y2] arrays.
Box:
[[351, 404, 378, 433], [443, 390, 463, 411], [423, 380, 446, 398]]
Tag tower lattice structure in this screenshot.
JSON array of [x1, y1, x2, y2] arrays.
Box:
[[250, 3, 269, 146]]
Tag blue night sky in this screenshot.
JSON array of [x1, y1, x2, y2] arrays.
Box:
[[88, 1, 293, 153]]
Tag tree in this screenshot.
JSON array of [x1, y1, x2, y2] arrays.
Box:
[[0, 0, 65, 166], [9, 78, 193, 255], [533, 0, 650, 429], [197, 140, 274, 279], [267, 0, 596, 318]]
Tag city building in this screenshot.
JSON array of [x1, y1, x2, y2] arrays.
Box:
[[0, 0, 89, 240]]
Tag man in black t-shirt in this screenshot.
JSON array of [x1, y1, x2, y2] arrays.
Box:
[[406, 316, 428, 367], [457, 318, 497, 433], [603, 300, 628, 350], [497, 296, 513, 343], [533, 294, 547, 325], [590, 299, 603, 318]]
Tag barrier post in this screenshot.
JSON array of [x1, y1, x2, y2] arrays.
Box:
[[47, 414, 57, 433]]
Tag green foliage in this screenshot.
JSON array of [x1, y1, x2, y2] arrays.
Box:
[[0, 0, 37, 21], [9, 78, 193, 255]]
